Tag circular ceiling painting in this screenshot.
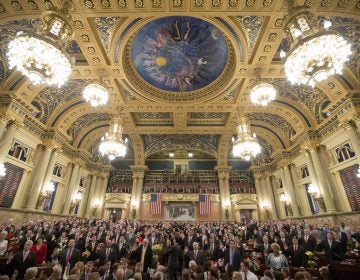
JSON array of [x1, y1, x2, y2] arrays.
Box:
[[130, 16, 228, 92]]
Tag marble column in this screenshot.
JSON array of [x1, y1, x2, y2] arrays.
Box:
[[270, 176, 283, 219], [283, 165, 300, 216], [98, 175, 109, 219], [25, 146, 53, 210], [57, 163, 74, 214], [0, 124, 18, 161], [254, 176, 264, 219], [40, 149, 58, 194], [265, 176, 278, 219], [346, 124, 360, 157], [309, 149, 336, 212], [331, 171, 352, 212], [62, 163, 80, 215], [85, 174, 98, 217], [130, 166, 147, 219], [217, 167, 231, 220], [78, 174, 91, 217], [11, 169, 32, 209], [0, 116, 10, 142]]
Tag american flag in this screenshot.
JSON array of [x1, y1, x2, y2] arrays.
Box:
[[199, 194, 211, 215], [150, 193, 163, 215]]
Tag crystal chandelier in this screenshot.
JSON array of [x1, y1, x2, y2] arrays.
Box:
[[250, 83, 277, 106], [232, 117, 261, 161], [7, 1, 74, 87], [0, 162, 6, 177], [99, 118, 128, 161], [281, 3, 352, 87], [82, 83, 109, 107], [357, 166, 360, 178]]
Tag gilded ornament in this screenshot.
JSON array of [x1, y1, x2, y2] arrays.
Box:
[[135, 0, 145, 8], [11, 1, 22, 10], [212, 0, 222, 7], [194, 0, 204, 7], [259, 56, 267, 62], [152, 0, 162, 8], [275, 18, 283, 27], [81, 34, 90, 42], [173, 0, 183, 7], [228, 0, 238, 7], [246, 0, 255, 7], [118, 0, 127, 8], [320, 0, 332, 7], [88, 47, 96, 54], [337, 0, 350, 8], [84, 0, 94, 9], [28, 0, 38, 9], [263, 45, 271, 52], [268, 33, 277, 41], [263, 0, 272, 7], [74, 20, 84, 29], [101, 0, 111, 8], [0, 4, 5, 13]]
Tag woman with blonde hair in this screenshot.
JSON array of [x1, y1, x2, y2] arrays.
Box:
[[266, 243, 288, 271]]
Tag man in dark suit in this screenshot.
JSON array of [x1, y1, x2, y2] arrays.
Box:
[[148, 231, 160, 247], [321, 232, 343, 263], [286, 236, 305, 268], [204, 236, 220, 261], [80, 261, 94, 280], [117, 236, 129, 259], [133, 238, 153, 273], [186, 242, 205, 267], [99, 240, 117, 266], [60, 239, 81, 269], [224, 239, 242, 271], [300, 228, 317, 252], [86, 235, 98, 261], [8, 240, 37, 280], [164, 238, 182, 280]]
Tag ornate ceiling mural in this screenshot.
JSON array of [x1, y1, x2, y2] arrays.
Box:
[[92, 17, 121, 53], [122, 16, 236, 102], [130, 16, 228, 92]]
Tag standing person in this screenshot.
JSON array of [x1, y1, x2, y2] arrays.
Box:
[[60, 239, 81, 269], [164, 237, 182, 280], [8, 240, 37, 280], [267, 243, 288, 272], [286, 237, 305, 268], [134, 238, 153, 274], [187, 242, 205, 267], [224, 240, 242, 271], [31, 237, 47, 265], [240, 261, 258, 280], [99, 240, 117, 266], [0, 231, 8, 257]]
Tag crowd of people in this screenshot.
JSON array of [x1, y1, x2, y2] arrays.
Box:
[[0, 218, 359, 280]]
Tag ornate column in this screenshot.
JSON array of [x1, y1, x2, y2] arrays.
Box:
[[85, 174, 98, 217], [290, 163, 312, 216], [272, 175, 286, 219], [11, 169, 32, 209], [25, 145, 54, 210], [62, 163, 81, 215], [0, 115, 11, 142], [265, 175, 278, 219], [344, 122, 360, 156], [216, 166, 231, 220], [282, 165, 300, 216], [0, 122, 19, 161], [254, 176, 264, 220], [130, 165, 147, 219], [309, 148, 336, 212], [78, 174, 91, 217], [98, 173, 109, 219], [39, 149, 58, 195]]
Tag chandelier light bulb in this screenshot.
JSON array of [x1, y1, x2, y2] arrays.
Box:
[[280, 50, 286, 58], [323, 20, 332, 29], [82, 83, 109, 106], [0, 162, 6, 177], [250, 83, 277, 106], [357, 166, 360, 178], [99, 120, 127, 161]]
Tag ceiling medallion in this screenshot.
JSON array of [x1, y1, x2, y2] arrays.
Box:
[[123, 16, 235, 102]]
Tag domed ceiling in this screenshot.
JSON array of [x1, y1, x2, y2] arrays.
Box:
[[130, 16, 228, 93], [0, 0, 359, 169]]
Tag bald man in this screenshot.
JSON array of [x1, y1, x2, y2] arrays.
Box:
[[134, 238, 153, 273]]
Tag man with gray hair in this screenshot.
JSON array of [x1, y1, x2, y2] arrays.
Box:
[[8, 240, 36, 280]]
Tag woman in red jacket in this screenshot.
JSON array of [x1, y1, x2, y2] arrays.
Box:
[[31, 237, 47, 265]]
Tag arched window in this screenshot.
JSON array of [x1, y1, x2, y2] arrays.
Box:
[[334, 142, 355, 163], [8, 141, 29, 162]]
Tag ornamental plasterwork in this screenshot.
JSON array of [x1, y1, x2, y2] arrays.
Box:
[[34, 79, 90, 124], [144, 134, 218, 158], [270, 78, 331, 124], [92, 17, 121, 53], [67, 113, 112, 139], [235, 16, 264, 56], [105, 193, 131, 203], [132, 112, 173, 125], [230, 193, 257, 203], [248, 112, 296, 138]]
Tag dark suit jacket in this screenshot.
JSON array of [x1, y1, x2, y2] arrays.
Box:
[[10, 250, 37, 280], [86, 242, 99, 261], [286, 245, 305, 267], [99, 247, 117, 266], [205, 243, 220, 260], [224, 248, 242, 271], [187, 249, 205, 266], [60, 247, 81, 269], [134, 245, 153, 272], [321, 239, 343, 263], [164, 244, 182, 270], [300, 235, 317, 252]]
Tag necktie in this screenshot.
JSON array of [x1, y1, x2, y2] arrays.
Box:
[[329, 240, 332, 249], [230, 249, 233, 264], [92, 242, 95, 252], [194, 250, 197, 260], [305, 235, 308, 242], [294, 245, 297, 255], [66, 248, 72, 264], [244, 272, 247, 280], [106, 248, 110, 259]]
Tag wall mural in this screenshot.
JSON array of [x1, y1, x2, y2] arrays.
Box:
[[131, 16, 228, 92]]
